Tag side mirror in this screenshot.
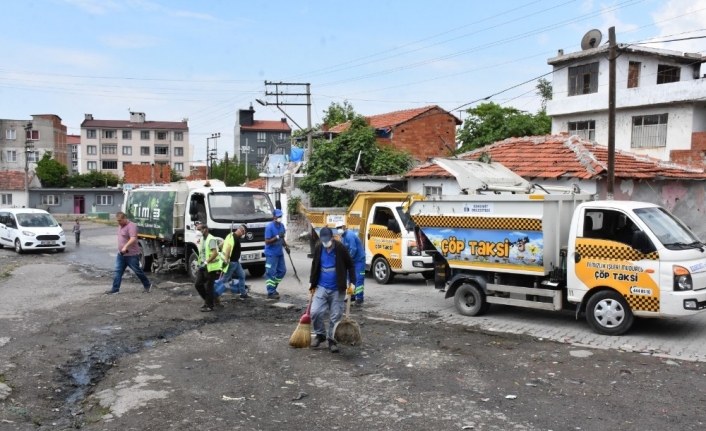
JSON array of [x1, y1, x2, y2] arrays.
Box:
[[59, 223, 62, 227], [189, 200, 198, 216], [387, 219, 401, 234], [190, 213, 198, 222]]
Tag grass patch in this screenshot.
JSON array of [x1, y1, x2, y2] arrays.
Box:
[[1, 265, 18, 278]]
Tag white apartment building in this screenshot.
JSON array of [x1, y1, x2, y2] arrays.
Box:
[[546, 44, 706, 162], [80, 112, 191, 178]]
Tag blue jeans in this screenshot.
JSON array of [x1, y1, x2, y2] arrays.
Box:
[[111, 254, 151, 292], [310, 287, 346, 341], [265, 254, 286, 295], [222, 261, 246, 296], [353, 260, 365, 301]]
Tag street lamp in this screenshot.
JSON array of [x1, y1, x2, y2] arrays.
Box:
[[206, 132, 220, 178]]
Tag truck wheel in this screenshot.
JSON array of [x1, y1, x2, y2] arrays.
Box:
[[139, 244, 153, 272], [248, 265, 266, 278], [454, 283, 489, 316], [372, 257, 394, 284], [188, 252, 199, 283], [586, 290, 634, 335]]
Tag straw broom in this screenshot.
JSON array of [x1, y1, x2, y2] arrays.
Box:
[[289, 293, 314, 348]]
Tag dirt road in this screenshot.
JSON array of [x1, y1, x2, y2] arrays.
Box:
[[1, 221, 706, 430]]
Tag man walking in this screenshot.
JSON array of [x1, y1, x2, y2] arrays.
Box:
[[194, 224, 222, 312], [105, 212, 152, 294], [73, 218, 81, 244], [309, 227, 356, 353], [336, 223, 366, 305], [264, 209, 288, 300], [221, 223, 248, 300]]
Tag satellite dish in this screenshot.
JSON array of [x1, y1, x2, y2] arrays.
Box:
[[581, 29, 603, 50]]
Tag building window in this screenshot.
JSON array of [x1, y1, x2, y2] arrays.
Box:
[[87, 161, 97, 171], [631, 114, 668, 148], [140, 146, 150, 155], [87, 145, 97, 155], [140, 131, 150, 140], [27, 151, 38, 163], [155, 146, 168, 155], [102, 160, 118, 170], [424, 186, 442, 196], [174, 147, 184, 156], [122, 146, 132, 155], [628, 61, 641, 88], [122, 130, 132, 140], [6, 150, 17, 162], [41, 195, 60, 206], [257, 132, 266, 143], [174, 131, 184, 141], [102, 144, 117, 155], [568, 120, 596, 141], [87, 129, 97, 139], [122, 161, 132, 169], [257, 147, 266, 156], [141, 162, 150, 165], [104, 130, 116, 139], [1, 194, 11, 205], [96, 195, 113, 206], [26, 130, 40, 140], [174, 162, 184, 171], [157, 131, 167, 140], [5, 129, 16, 140], [568, 62, 599, 96], [657, 64, 680, 84], [278, 133, 285, 141]]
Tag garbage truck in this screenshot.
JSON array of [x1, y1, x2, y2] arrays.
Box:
[[409, 193, 706, 335], [303, 192, 434, 284], [124, 179, 275, 281]]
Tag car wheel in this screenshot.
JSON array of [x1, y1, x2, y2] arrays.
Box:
[[14, 239, 23, 254], [372, 257, 394, 284], [247, 264, 266, 278], [454, 283, 489, 316], [586, 290, 634, 335], [188, 251, 199, 283]]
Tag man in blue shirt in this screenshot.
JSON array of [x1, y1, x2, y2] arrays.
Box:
[[309, 227, 356, 353], [336, 222, 366, 305], [264, 209, 289, 300]]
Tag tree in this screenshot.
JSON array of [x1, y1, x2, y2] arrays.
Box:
[[321, 100, 357, 128], [299, 116, 414, 207], [66, 171, 121, 188], [536, 78, 553, 111], [35, 152, 68, 187], [209, 153, 249, 186], [170, 169, 184, 183], [456, 102, 551, 153]]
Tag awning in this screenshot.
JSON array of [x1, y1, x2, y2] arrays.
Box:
[[321, 178, 392, 192]]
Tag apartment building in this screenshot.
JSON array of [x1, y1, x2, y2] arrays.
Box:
[[80, 112, 190, 178], [234, 104, 292, 170], [67, 134, 81, 174], [0, 114, 67, 172], [546, 44, 706, 165]]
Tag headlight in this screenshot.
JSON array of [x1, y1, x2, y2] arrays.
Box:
[[22, 231, 36, 237], [59, 230, 65, 236], [674, 265, 693, 291], [408, 240, 420, 256]]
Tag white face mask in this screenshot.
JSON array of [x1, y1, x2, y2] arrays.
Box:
[[195, 231, 203, 240], [336, 228, 344, 235], [275, 217, 282, 223], [322, 240, 332, 248]]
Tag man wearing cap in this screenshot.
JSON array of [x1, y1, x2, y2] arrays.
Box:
[[309, 227, 356, 353], [194, 224, 222, 312], [336, 223, 366, 305], [264, 209, 289, 299], [221, 223, 248, 300]]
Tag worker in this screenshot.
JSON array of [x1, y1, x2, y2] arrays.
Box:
[[221, 223, 248, 300], [264, 209, 289, 300], [309, 227, 356, 353], [336, 222, 366, 305], [194, 224, 222, 312]]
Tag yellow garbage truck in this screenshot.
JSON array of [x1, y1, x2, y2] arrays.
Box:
[[409, 193, 706, 335], [303, 192, 433, 283]]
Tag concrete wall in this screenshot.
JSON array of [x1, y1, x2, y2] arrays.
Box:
[[407, 177, 463, 196], [28, 189, 124, 215], [0, 191, 28, 209], [0, 116, 65, 172]]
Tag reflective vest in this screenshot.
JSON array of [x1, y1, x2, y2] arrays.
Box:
[[198, 234, 222, 272], [221, 232, 235, 273]]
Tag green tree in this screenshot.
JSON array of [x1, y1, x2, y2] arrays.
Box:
[[209, 153, 249, 186], [536, 78, 553, 111], [170, 169, 184, 183], [66, 171, 121, 188], [456, 102, 551, 153], [321, 100, 357, 128], [35, 151, 68, 187], [299, 116, 413, 207]]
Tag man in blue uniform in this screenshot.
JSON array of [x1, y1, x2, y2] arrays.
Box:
[[336, 222, 366, 305], [264, 209, 289, 299]]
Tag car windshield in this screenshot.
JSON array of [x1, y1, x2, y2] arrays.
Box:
[[208, 192, 274, 222], [396, 207, 416, 231], [634, 207, 701, 249], [16, 213, 59, 228]]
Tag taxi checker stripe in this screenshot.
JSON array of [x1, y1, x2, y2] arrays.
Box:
[[411, 215, 542, 231], [347, 215, 362, 226], [389, 258, 402, 269], [576, 243, 659, 261], [368, 227, 402, 239], [625, 294, 660, 312]]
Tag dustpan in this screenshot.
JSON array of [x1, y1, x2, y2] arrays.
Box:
[[333, 293, 362, 346]]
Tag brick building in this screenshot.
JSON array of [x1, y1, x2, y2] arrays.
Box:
[[329, 105, 461, 161], [122, 164, 171, 185]]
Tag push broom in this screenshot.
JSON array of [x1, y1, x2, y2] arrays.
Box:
[[289, 292, 314, 348]]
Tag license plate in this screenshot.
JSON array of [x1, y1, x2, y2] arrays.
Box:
[[40, 241, 55, 245], [241, 253, 258, 261]]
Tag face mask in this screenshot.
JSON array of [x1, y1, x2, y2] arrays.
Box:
[[195, 231, 203, 240], [322, 240, 332, 248], [336, 229, 344, 235], [275, 217, 281, 223]]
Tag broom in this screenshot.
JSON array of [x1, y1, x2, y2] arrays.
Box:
[[289, 293, 314, 348]]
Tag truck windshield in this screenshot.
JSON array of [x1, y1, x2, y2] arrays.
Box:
[[396, 207, 416, 231], [208, 192, 274, 222], [634, 207, 702, 250], [16, 213, 59, 228]]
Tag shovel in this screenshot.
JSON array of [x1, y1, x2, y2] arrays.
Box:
[[285, 247, 302, 284], [333, 290, 362, 346]]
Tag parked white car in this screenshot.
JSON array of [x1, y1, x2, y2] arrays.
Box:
[[0, 209, 66, 253]]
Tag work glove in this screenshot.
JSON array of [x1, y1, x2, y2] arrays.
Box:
[[285, 246, 291, 255], [199, 264, 207, 271], [347, 284, 354, 295], [309, 286, 316, 295], [222, 261, 229, 269], [278, 232, 285, 240]]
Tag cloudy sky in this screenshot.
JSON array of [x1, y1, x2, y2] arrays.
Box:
[[1, 0, 704, 160]]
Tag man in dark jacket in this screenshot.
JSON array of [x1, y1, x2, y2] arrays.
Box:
[[309, 227, 356, 353]]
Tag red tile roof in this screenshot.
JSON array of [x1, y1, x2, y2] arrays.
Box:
[[329, 105, 461, 133], [81, 119, 188, 130], [455, 135, 706, 180], [0, 171, 34, 191], [405, 162, 454, 178], [67, 134, 81, 144], [240, 120, 291, 132], [245, 177, 266, 190]]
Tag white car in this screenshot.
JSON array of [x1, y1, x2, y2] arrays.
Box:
[[0, 209, 66, 253]]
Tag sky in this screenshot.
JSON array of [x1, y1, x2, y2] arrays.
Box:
[[1, 0, 705, 162]]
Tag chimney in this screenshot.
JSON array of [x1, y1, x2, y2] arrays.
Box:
[[130, 112, 146, 124], [558, 49, 564, 56], [281, 118, 287, 123], [84, 114, 93, 121]]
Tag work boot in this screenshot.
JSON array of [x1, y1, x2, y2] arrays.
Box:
[[328, 339, 339, 353], [311, 334, 326, 348]]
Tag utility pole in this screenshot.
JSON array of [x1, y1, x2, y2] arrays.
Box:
[[24, 122, 34, 202], [607, 26, 617, 200], [242, 138, 251, 182], [206, 132, 220, 178], [224, 152, 229, 183], [257, 82, 312, 159]]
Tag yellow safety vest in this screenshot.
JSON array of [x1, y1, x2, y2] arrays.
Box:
[[198, 234, 222, 272]]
